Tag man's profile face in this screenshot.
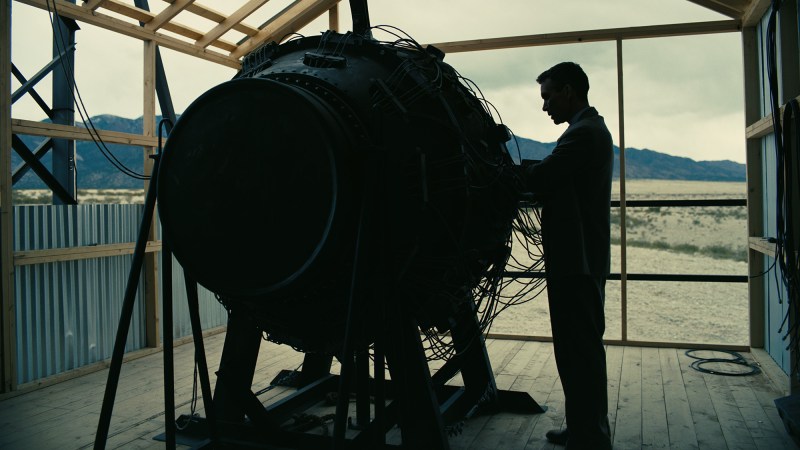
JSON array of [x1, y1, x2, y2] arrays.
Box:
[[540, 78, 570, 125]]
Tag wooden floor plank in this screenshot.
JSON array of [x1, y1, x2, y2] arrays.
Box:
[[658, 348, 699, 450], [605, 344, 625, 443], [641, 347, 669, 449], [723, 353, 796, 450], [524, 347, 564, 450], [680, 349, 728, 450], [699, 351, 757, 450], [1, 332, 795, 450], [450, 338, 523, 449], [613, 346, 643, 450]]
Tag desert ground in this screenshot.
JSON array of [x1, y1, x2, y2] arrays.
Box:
[[13, 180, 752, 345]]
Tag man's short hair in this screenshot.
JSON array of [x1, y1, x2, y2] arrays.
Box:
[[536, 62, 589, 102]]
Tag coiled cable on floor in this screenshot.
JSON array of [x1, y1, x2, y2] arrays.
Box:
[[685, 349, 761, 376]]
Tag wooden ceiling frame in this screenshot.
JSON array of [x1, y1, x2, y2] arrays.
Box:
[[742, 0, 772, 26], [16, 0, 241, 68], [231, 0, 341, 59], [17, 1, 759, 66], [194, 0, 269, 48], [430, 20, 741, 54], [18, 0, 343, 67], [144, 0, 195, 32], [686, 0, 773, 27], [161, 0, 260, 38], [686, 0, 749, 18]]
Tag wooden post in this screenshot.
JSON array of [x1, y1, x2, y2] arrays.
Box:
[[143, 39, 160, 348], [616, 39, 628, 343], [742, 26, 765, 351], [0, 0, 15, 393], [328, 3, 339, 32]]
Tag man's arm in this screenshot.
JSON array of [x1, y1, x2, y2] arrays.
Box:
[[524, 126, 591, 194]]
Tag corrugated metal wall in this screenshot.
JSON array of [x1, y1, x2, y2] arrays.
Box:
[[14, 205, 147, 384], [162, 256, 229, 340], [13, 204, 229, 384]]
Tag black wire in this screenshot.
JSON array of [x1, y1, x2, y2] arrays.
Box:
[[684, 349, 761, 377], [46, 0, 150, 181], [765, 0, 800, 380]]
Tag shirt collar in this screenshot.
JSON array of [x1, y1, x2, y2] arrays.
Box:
[[568, 106, 590, 125]]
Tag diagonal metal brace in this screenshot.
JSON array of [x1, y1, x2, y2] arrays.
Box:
[[11, 64, 53, 119], [12, 138, 54, 185], [11, 44, 76, 105], [11, 135, 76, 204]]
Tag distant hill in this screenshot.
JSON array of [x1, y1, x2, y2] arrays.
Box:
[[12, 115, 745, 188], [507, 136, 745, 182]]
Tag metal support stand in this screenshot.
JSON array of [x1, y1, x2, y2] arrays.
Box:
[[213, 311, 262, 422], [94, 152, 162, 450], [162, 240, 175, 449], [94, 151, 218, 449]]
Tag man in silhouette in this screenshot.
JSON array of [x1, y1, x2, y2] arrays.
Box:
[[524, 62, 613, 449]]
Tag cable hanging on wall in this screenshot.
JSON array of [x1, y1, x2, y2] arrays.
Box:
[[765, 0, 800, 380]]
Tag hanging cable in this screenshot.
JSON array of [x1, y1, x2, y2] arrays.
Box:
[[765, 0, 800, 380], [45, 0, 150, 180]]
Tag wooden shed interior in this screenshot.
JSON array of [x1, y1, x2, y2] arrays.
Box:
[[2, 0, 800, 448]]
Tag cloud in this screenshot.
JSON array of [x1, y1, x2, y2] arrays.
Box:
[[11, 0, 745, 162]]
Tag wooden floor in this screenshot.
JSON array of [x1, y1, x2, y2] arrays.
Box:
[[0, 332, 795, 449]]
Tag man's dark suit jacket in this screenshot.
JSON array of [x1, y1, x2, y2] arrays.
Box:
[[525, 107, 613, 277]]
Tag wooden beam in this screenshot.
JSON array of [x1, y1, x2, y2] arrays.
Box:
[[486, 333, 750, 352], [742, 27, 766, 349], [12, 119, 159, 147], [685, 0, 746, 19], [196, 0, 269, 49], [231, 0, 340, 59], [162, 0, 259, 37], [745, 93, 800, 139], [748, 237, 776, 258], [17, 0, 241, 69], [98, 0, 237, 52], [83, 0, 109, 11], [1, 0, 16, 394], [13, 241, 163, 266], [98, 0, 153, 22], [143, 39, 159, 349], [745, 114, 776, 139], [742, 0, 771, 27], [429, 20, 742, 54], [144, 0, 195, 31], [328, 3, 338, 32]]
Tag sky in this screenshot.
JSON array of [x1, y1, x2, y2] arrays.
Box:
[[10, 0, 747, 163]]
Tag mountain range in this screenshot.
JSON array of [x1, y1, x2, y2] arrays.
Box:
[[12, 114, 745, 189]]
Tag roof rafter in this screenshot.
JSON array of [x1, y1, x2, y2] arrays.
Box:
[[685, 0, 747, 19], [83, 0, 109, 11], [742, 0, 771, 26], [196, 0, 269, 48], [145, 0, 195, 32], [231, 0, 340, 59], [93, 0, 238, 52], [17, 0, 240, 68], [161, 0, 259, 37], [430, 20, 742, 54]]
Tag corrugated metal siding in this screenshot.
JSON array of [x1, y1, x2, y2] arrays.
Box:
[[13, 205, 147, 384], [152, 212, 230, 338], [160, 255, 229, 340], [12, 204, 230, 384]]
